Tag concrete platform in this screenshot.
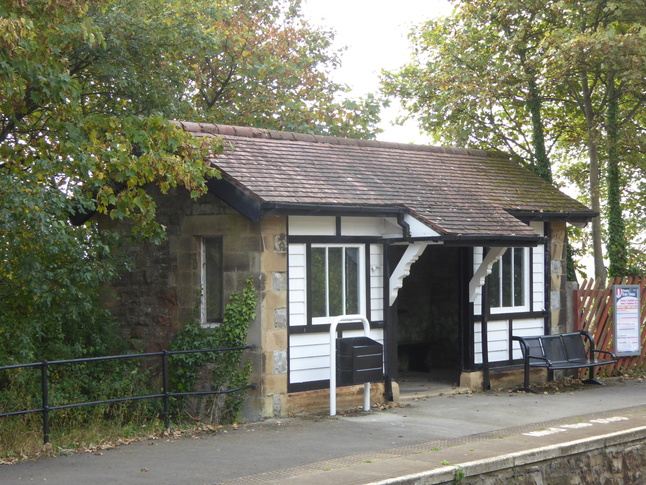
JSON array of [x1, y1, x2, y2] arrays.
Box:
[[1, 378, 645, 484]]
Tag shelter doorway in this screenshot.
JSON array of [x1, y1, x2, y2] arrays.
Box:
[[392, 245, 462, 387]]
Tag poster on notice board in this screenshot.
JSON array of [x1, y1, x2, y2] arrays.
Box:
[[613, 285, 641, 357]]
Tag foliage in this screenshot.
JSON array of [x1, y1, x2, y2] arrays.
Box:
[[169, 278, 256, 425], [381, 2, 557, 180], [167, 0, 384, 137], [66, 0, 382, 137], [0, 351, 162, 462], [0, 0, 376, 362], [383, 0, 646, 280]]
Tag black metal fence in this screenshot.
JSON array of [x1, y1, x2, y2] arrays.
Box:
[[0, 346, 256, 444]]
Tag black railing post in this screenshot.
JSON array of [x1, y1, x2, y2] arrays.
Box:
[[41, 360, 50, 444], [162, 350, 170, 432]]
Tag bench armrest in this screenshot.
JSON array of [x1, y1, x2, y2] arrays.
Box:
[[591, 348, 617, 361], [578, 330, 618, 361]]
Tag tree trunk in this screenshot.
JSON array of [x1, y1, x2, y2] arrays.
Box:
[[527, 76, 552, 183], [605, 74, 627, 277], [580, 70, 607, 284]]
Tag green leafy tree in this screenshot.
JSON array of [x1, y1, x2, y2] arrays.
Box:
[[381, 1, 558, 181], [383, 0, 646, 280], [0, 0, 382, 363], [0, 0, 218, 363]]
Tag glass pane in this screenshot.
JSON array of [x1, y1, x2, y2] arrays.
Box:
[[311, 248, 326, 317], [489, 260, 501, 308], [204, 238, 223, 322], [502, 251, 513, 307], [345, 248, 359, 314], [514, 248, 525, 306], [328, 248, 343, 316]]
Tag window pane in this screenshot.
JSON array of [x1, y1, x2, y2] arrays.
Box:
[[328, 247, 343, 316], [311, 248, 326, 317], [513, 248, 525, 306], [204, 238, 223, 322], [345, 248, 359, 314], [502, 250, 513, 307]]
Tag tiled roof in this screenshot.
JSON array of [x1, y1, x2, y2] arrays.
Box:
[[176, 122, 595, 238]]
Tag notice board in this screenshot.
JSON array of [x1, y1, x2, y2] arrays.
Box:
[[613, 285, 641, 357]]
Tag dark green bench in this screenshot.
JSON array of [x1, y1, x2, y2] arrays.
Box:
[[512, 331, 617, 393]]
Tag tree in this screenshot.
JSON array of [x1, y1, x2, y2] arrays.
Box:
[[0, 0, 218, 362], [0, 0, 377, 362], [544, 0, 646, 280], [382, 0, 646, 280], [381, 1, 558, 182], [78, 0, 383, 138]]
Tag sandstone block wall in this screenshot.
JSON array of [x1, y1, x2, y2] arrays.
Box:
[[103, 187, 291, 419]]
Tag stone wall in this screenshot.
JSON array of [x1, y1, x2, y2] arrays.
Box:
[[410, 429, 646, 484], [101, 186, 290, 419], [103, 187, 265, 352], [549, 221, 568, 334]]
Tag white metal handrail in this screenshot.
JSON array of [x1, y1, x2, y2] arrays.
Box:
[[329, 314, 372, 416]]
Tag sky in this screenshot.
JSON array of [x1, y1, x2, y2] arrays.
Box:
[[301, 0, 455, 143]]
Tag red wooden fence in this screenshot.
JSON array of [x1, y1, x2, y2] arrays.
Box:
[[573, 277, 646, 377]]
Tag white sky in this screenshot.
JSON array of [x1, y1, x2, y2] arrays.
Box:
[[301, 0, 455, 143]]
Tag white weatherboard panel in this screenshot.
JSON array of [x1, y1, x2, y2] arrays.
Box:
[[530, 222, 545, 311], [474, 317, 545, 363], [289, 333, 330, 384], [288, 244, 307, 326], [474, 320, 510, 364], [340, 217, 401, 237], [290, 355, 331, 371], [369, 244, 384, 322], [290, 342, 329, 359], [473, 247, 484, 313]]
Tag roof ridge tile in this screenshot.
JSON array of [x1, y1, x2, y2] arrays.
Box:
[[173, 121, 503, 158]]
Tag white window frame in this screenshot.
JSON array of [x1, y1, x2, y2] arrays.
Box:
[[310, 243, 366, 325], [488, 247, 530, 314], [199, 236, 223, 327]]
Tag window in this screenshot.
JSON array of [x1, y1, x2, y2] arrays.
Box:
[[488, 247, 528, 312], [310, 245, 364, 323], [200, 237, 223, 325]]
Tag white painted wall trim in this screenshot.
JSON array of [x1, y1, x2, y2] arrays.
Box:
[[389, 242, 428, 306]]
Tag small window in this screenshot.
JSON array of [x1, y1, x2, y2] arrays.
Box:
[[310, 245, 363, 323], [488, 247, 528, 312], [201, 237, 223, 325]]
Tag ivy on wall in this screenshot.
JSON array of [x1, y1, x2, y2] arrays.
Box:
[[169, 278, 256, 424]]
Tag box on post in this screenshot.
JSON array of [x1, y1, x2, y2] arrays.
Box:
[[336, 337, 383, 387]]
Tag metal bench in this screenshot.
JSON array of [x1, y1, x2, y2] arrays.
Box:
[[512, 331, 617, 393]]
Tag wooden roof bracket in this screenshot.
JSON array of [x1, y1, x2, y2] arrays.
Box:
[[469, 247, 508, 303], [389, 242, 429, 306]]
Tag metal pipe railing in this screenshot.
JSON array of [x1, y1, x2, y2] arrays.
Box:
[[0, 345, 256, 444]]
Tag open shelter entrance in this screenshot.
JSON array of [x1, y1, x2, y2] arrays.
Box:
[[392, 245, 463, 389]]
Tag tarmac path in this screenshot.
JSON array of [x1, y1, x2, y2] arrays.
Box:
[[1, 378, 644, 484]]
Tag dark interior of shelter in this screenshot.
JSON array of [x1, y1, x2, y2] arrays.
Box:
[[392, 245, 462, 387]]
